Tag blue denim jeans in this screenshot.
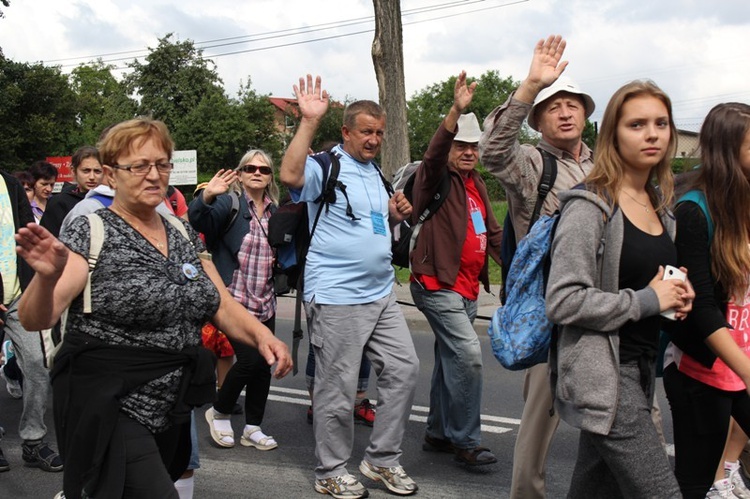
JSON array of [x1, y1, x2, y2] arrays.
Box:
[[410, 281, 483, 449]]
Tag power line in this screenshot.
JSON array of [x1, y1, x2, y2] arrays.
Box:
[[49, 0, 518, 66], [54, 0, 529, 69]]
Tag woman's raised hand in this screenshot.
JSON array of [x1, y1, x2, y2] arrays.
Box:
[[15, 223, 69, 280], [203, 169, 238, 204]]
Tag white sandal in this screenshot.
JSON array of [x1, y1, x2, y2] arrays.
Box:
[[205, 407, 235, 448], [240, 425, 278, 450]]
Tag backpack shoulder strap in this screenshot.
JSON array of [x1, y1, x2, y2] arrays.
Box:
[[375, 163, 451, 225], [677, 189, 714, 243], [84, 213, 104, 314], [223, 191, 241, 235], [162, 214, 192, 243], [309, 149, 358, 229], [530, 148, 558, 228]]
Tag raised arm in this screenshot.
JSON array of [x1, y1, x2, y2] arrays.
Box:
[[15, 223, 88, 330], [279, 75, 330, 189]]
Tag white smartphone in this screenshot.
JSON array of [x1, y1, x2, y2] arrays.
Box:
[[660, 265, 687, 320]]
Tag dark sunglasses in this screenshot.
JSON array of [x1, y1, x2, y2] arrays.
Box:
[[240, 164, 272, 175]]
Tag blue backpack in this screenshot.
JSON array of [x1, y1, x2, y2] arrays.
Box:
[[488, 214, 559, 370]]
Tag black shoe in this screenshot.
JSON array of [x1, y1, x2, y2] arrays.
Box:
[[422, 435, 454, 454], [22, 441, 63, 472], [0, 445, 9, 472]]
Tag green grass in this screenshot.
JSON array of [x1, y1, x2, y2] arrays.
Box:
[[394, 201, 507, 285]]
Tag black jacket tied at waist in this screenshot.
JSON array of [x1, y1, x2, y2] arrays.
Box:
[[51, 333, 216, 499]]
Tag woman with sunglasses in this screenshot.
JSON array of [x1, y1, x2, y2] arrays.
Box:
[[188, 150, 282, 452], [15, 119, 291, 498]]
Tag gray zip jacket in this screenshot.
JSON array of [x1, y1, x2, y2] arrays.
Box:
[[546, 187, 675, 435]]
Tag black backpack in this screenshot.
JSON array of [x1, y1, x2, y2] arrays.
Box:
[[383, 162, 451, 269], [267, 149, 358, 293], [500, 148, 558, 301]]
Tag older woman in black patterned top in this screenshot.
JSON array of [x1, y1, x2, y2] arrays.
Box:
[[15, 117, 292, 499]]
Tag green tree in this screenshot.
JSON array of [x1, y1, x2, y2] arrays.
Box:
[[0, 0, 9, 56], [125, 33, 225, 132], [70, 60, 137, 146], [582, 120, 597, 150], [177, 79, 284, 172], [126, 35, 285, 173], [407, 70, 519, 160], [0, 58, 78, 170]]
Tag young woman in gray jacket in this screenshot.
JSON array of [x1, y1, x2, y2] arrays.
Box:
[[546, 80, 693, 498]]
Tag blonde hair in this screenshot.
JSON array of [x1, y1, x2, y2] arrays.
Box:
[[235, 149, 279, 205], [586, 80, 677, 212]]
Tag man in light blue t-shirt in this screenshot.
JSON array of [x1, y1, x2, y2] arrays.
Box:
[[280, 75, 419, 499]]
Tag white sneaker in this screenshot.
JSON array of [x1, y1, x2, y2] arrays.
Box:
[[707, 478, 735, 498], [314, 473, 368, 498], [727, 467, 750, 499], [0, 365, 22, 399]]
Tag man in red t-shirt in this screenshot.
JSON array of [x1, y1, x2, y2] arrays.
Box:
[[409, 71, 503, 467]]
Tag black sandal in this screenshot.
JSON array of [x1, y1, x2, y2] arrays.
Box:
[[454, 446, 497, 466]]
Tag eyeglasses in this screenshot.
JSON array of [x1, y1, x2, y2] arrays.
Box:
[[240, 164, 272, 175], [112, 162, 174, 175]]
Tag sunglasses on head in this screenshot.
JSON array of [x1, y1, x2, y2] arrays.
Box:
[[240, 164, 272, 175]]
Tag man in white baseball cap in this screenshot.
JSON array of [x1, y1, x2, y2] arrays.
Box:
[[479, 35, 595, 499]]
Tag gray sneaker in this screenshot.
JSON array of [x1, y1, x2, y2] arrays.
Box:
[[314, 473, 369, 499], [359, 460, 418, 496]]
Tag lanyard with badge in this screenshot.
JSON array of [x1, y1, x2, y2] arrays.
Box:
[[468, 196, 486, 235], [357, 165, 387, 236]]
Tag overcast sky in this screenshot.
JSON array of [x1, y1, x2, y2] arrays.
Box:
[[2, 0, 748, 132]]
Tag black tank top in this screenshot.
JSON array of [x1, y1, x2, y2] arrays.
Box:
[[618, 213, 677, 363]]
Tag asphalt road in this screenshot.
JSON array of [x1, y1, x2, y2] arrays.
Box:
[[0, 296, 676, 498]]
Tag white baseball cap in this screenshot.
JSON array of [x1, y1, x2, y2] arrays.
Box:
[[527, 76, 595, 132], [454, 112, 482, 143]]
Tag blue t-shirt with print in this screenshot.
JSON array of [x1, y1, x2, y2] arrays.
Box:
[[295, 145, 394, 305]]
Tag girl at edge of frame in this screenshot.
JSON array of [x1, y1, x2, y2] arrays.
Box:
[[545, 79, 693, 498], [663, 101, 750, 498]]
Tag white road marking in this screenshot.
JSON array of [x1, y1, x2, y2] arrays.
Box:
[[265, 387, 516, 434]]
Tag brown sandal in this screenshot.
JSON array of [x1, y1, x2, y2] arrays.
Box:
[[454, 446, 497, 466]]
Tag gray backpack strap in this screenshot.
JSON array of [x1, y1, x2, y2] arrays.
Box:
[[84, 213, 105, 314], [163, 214, 191, 242]]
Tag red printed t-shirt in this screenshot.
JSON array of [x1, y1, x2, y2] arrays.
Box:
[[677, 287, 750, 391], [417, 175, 487, 300]]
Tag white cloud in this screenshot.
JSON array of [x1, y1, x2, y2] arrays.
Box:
[[1, 0, 748, 132]]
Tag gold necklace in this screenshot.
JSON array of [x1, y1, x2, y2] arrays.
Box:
[[621, 190, 651, 213], [115, 210, 167, 249]]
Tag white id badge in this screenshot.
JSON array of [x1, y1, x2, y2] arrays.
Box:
[[471, 209, 487, 235], [371, 211, 386, 235]]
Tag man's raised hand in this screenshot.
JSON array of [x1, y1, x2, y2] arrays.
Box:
[[293, 74, 330, 121]]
